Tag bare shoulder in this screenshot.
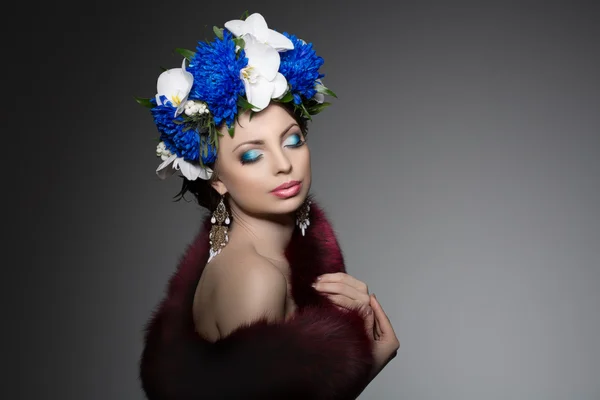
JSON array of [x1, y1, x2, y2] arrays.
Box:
[[210, 248, 288, 338]]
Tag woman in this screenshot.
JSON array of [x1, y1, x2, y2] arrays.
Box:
[[137, 12, 399, 399]]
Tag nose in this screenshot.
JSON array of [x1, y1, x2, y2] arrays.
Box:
[[272, 148, 292, 175]]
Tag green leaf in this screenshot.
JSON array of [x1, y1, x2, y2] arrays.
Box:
[[315, 84, 338, 98], [233, 37, 245, 50], [213, 26, 224, 40], [307, 102, 332, 115], [248, 110, 256, 121], [211, 128, 221, 151], [228, 124, 235, 137], [299, 102, 312, 121], [134, 97, 153, 108], [240, 10, 249, 20], [160, 66, 168, 72], [237, 95, 257, 111], [277, 91, 294, 103], [175, 48, 195, 61], [206, 125, 219, 152]]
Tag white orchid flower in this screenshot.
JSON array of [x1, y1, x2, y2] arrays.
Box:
[[240, 34, 288, 111], [224, 13, 293, 51], [155, 58, 194, 117], [313, 79, 325, 103], [156, 154, 213, 181]]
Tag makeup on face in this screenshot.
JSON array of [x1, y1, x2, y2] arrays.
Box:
[[213, 104, 312, 212], [238, 132, 305, 165], [270, 180, 303, 199]]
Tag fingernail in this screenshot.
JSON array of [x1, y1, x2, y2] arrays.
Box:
[[316, 276, 322, 281], [311, 283, 317, 288]]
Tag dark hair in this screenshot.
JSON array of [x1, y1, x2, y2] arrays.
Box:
[[173, 102, 309, 211]]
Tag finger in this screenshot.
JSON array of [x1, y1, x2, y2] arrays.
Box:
[[325, 294, 363, 310], [371, 294, 396, 337], [313, 282, 370, 304], [373, 318, 381, 340], [363, 305, 374, 336], [326, 294, 372, 321], [370, 295, 383, 337], [326, 294, 375, 326], [316, 272, 369, 294], [327, 294, 375, 337]]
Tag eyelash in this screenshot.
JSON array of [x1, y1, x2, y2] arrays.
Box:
[[239, 133, 305, 165], [240, 150, 262, 165], [284, 133, 305, 148]]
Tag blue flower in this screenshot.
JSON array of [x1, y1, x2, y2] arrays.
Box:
[[188, 30, 248, 128], [151, 96, 200, 162], [279, 33, 325, 103], [151, 98, 182, 141]]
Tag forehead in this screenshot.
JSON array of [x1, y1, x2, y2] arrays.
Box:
[[219, 104, 297, 147]]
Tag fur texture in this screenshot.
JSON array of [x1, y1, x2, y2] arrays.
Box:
[[139, 200, 374, 399]]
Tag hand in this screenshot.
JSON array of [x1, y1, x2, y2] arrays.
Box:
[[312, 272, 374, 334], [368, 293, 400, 378], [312, 273, 399, 377]]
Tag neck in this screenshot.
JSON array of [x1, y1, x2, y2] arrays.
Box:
[[227, 205, 296, 263]]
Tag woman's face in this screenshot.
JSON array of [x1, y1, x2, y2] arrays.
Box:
[[212, 103, 311, 218]]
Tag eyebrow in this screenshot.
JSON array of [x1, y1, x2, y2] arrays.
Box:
[[232, 122, 299, 153]]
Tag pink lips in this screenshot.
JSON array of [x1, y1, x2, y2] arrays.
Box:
[[271, 180, 302, 198]]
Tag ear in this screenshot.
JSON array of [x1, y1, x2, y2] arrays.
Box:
[[210, 178, 228, 196]]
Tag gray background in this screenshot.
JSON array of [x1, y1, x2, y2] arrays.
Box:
[[15, 1, 599, 399]]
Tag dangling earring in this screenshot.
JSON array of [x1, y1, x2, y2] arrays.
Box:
[[208, 195, 230, 263], [296, 199, 311, 236]]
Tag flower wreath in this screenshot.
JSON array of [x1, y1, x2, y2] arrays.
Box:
[[135, 11, 336, 181]]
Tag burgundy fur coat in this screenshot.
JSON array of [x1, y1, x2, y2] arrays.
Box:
[[139, 201, 374, 399]]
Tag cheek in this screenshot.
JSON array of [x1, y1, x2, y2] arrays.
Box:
[[304, 152, 312, 186], [298, 147, 311, 173], [291, 147, 312, 190], [222, 163, 271, 198]]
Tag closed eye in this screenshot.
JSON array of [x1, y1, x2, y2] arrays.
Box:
[[283, 133, 305, 148], [240, 149, 263, 164]]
